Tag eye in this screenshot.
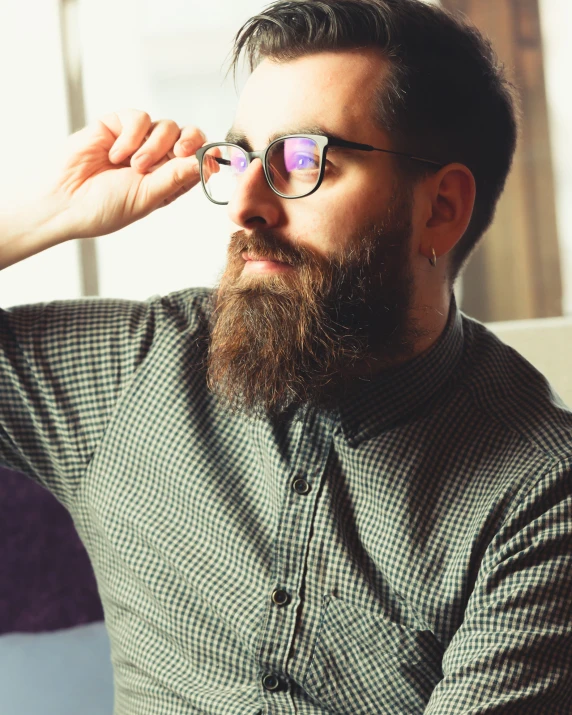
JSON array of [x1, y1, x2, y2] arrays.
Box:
[[281, 137, 321, 173], [288, 152, 319, 171]]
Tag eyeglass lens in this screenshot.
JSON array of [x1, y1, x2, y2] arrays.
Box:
[[201, 137, 321, 203]]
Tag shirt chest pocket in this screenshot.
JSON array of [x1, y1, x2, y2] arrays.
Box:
[[302, 596, 444, 714]]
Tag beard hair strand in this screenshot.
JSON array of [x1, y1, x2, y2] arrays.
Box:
[[207, 187, 427, 417]]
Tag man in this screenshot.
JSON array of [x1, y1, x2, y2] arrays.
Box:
[[1, 0, 571, 713]]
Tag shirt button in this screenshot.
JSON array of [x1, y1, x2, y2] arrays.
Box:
[[271, 588, 291, 607], [292, 478, 311, 495], [262, 673, 283, 691]]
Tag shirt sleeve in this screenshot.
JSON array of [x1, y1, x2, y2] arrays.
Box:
[[0, 296, 158, 508], [424, 458, 572, 714]]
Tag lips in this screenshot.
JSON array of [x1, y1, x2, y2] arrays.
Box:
[[240, 251, 295, 275], [242, 251, 290, 266]]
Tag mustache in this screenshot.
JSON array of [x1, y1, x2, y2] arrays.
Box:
[[228, 229, 322, 268]]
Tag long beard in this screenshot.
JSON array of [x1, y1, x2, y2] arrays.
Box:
[[206, 188, 427, 417]]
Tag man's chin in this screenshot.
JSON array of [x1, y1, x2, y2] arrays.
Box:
[[232, 265, 303, 295], [206, 276, 342, 416]]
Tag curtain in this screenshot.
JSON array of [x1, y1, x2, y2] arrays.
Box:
[[441, 0, 563, 321]]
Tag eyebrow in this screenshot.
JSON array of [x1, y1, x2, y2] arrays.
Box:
[[224, 125, 355, 151]]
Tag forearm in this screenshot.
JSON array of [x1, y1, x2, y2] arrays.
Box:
[[0, 110, 204, 271], [0, 192, 73, 270]]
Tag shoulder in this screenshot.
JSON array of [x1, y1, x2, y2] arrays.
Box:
[[457, 311, 572, 465], [148, 287, 214, 334], [0, 288, 217, 365], [157, 286, 214, 311]]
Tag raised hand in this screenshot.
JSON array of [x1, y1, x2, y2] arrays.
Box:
[[49, 108, 206, 239]]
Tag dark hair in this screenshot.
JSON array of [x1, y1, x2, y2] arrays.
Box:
[[229, 0, 519, 284]]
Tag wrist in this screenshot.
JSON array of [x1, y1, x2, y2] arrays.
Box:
[[0, 192, 74, 271], [35, 188, 78, 243]]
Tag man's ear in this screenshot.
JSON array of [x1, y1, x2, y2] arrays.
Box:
[[419, 163, 476, 263]]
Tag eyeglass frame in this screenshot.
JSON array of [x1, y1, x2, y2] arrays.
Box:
[[194, 133, 444, 206]]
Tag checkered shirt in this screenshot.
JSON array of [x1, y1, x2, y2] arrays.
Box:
[[1, 287, 572, 714]]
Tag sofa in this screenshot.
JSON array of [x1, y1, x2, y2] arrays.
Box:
[[0, 466, 114, 714]]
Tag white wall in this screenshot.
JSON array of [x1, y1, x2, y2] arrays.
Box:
[[0, 0, 81, 306], [62, 0, 269, 300]]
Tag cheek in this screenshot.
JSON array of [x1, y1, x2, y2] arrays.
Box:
[[285, 174, 392, 255], [290, 208, 348, 256], [327, 171, 391, 225], [320, 194, 388, 248]]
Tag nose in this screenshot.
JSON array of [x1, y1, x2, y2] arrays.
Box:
[[226, 157, 282, 228]]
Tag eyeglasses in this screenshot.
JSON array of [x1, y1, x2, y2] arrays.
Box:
[[194, 133, 443, 205]]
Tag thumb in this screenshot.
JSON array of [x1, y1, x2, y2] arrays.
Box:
[[142, 155, 201, 208]]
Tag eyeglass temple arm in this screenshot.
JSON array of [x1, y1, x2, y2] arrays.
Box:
[[327, 137, 443, 167], [208, 139, 442, 168]]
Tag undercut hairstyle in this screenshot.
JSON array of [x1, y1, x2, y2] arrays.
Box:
[[229, 0, 519, 285]]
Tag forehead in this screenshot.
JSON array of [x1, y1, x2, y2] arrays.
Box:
[[232, 49, 389, 146]]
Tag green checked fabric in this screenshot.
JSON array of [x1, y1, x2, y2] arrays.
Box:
[[1, 286, 572, 714]]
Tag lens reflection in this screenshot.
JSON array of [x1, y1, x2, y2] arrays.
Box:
[[200, 137, 322, 203], [268, 138, 321, 196]]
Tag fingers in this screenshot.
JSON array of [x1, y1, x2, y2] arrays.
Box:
[[89, 109, 208, 211], [130, 119, 181, 171], [173, 125, 207, 159], [96, 110, 207, 174], [201, 149, 222, 182], [100, 109, 153, 164], [131, 122, 207, 177], [141, 155, 201, 209], [135, 122, 209, 208]]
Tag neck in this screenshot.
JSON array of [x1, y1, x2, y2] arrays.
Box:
[[346, 292, 453, 379]]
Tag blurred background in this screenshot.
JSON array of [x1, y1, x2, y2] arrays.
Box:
[[0, 0, 571, 323]]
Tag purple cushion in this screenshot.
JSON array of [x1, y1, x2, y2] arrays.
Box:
[[0, 467, 103, 634]]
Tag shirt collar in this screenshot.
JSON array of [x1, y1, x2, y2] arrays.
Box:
[[333, 293, 464, 445]]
